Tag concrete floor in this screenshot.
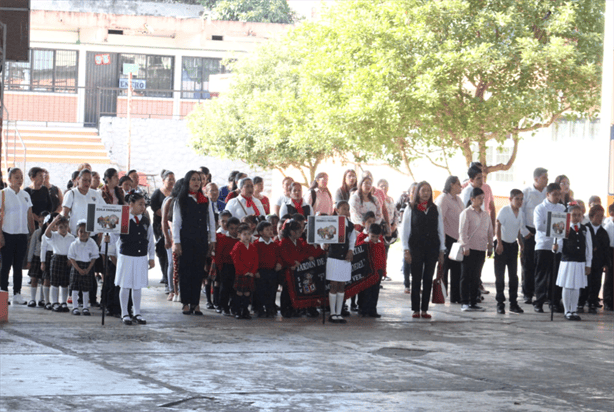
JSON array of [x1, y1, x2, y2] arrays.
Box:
[[1, 254, 613, 412]]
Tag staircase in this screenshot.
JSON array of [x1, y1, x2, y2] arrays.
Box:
[[2, 124, 111, 168]]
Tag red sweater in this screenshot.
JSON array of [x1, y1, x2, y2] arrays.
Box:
[[357, 233, 387, 278], [230, 241, 259, 276], [278, 238, 311, 269], [256, 239, 281, 270], [214, 233, 239, 267]]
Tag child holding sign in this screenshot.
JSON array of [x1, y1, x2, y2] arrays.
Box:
[[553, 204, 592, 320], [326, 200, 356, 324]]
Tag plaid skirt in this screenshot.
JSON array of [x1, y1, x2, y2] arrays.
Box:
[[50, 254, 71, 287], [173, 252, 180, 285], [233, 273, 255, 293], [28, 255, 43, 279], [70, 261, 94, 292], [41, 251, 53, 281]]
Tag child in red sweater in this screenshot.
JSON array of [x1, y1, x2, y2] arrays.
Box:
[[357, 223, 387, 317], [214, 217, 240, 316], [255, 221, 282, 318], [230, 223, 259, 320], [278, 219, 313, 318]]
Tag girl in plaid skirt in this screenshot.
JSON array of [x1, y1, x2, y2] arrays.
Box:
[[26, 212, 49, 307], [68, 220, 99, 316], [39, 213, 58, 310], [44, 215, 75, 312], [230, 223, 259, 320]]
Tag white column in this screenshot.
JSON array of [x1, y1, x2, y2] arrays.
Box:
[[172, 53, 182, 120], [76, 45, 88, 124]]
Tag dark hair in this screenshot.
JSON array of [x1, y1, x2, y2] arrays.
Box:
[[533, 167, 548, 179], [443, 176, 459, 194], [411, 181, 434, 209], [161, 169, 174, 180], [241, 215, 259, 226], [467, 166, 482, 180], [256, 221, 272, 234], [609, 203, 614, 216], [78, 169, 92, 179], [280, 219, 301, 239], [102, 168, 125, 205], [588, 204, 605, 219], [267, 214, 280, 225], [334, 200, 349, 215], [228, 170, 240, 183], [103, 168, 118, 183], [362, 211, 376, 223], [339, 169, 357, 197], [126, 191, 144, 204], [510, 189, 522, 198], [407, 182, 418, 203], [227, 217, 241, 227], [199, 166, 209, 176], [588, 195, 601, 205], [253, 176, 263, 185], [369, 223, 382, 236], [39, 212, 59, 240], [177, 171, 200, 218], [219, 210, 232, 219], [467, 187, 485, 207], [292, 213, 306, 223], [357, 176, 375, 205], [237, 223, 251, 234], [119, 176, 133, 186], [308, 172, 332, 200], [232, 173, 248, 191], [56, 215, 69, 226], [280, 213, 292, 221], [546, 183, 561, 194], [127, 169, 137, 177], [8, 167, 22, 179], [171, 178, 183, 198], [28, 167, 44, 179], [554, 175, 571, 204], [567, 204, 582, 213]]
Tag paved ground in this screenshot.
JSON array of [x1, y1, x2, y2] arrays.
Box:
[[1, 251, 613, 412]]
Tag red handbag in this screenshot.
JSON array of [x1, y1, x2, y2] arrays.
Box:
[[432, 263, 447, 304]]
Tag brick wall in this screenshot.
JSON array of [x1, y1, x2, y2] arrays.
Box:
[[4, 92, 78, 123], [117, 97, 173, 119]]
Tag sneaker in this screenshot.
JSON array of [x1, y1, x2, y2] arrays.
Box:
[[509, 304, 524, 314], [12, 294, 27, 305], [497, 305, 505, 314], [469, 304, 485, 311], [461, 304, 470, 312]]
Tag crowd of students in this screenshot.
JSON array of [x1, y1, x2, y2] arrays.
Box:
[[1, 162, 612, 325]]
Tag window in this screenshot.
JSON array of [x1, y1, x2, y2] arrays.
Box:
[[119, 54, 174, 98], [181, 57, 227, 99], [475, 145, 516, 183], [4, 49, 78, 93]]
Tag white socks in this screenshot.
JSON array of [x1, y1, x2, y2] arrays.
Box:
[[72, 291, 79, 309], [43, 286, 50, 303], [50, 286, 59, 304], [60, 287, 68, 304], [562, 288, 580, 314], [82, 292, 90, 310], [30, 285, 37, 302], [132, 289, 141, 315], [335, 293, 345, 317], [329, 293, 338, 315], [120, 287, 130, 318]]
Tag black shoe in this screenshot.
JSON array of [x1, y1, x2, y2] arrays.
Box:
[[45, 303, 52, 310], [27, 300, 37, 307], [337, 316, 347, 324], [551, 305, 564, 313], [350, 304, 358, 312], [282, 310, 293, 318], [122, 315, 133, 325], [368, 312, 382, 318], [215, 307, 222, 313], [205, 302, 214, 310], [159, 279, 167, 284], [565, 313, 574, 321], [182, 306, 193, 315], [306, 308, 319, 318], [223, 310, 232, 317], [235, 312, 242, 319], [52, 303, 62, 312], [105, 309, 114, 317], [91, 301, 100, 308], [257, 311, 266, 318], [60, 303, 70, 312], [82, 308, 91, 316], [509, 304, 524, 314], [133, 314, 146, 324], [469, 304, 485, 311], [37, 300, 45, 307], [523, 298, 533, 305], [604, 304, 614, 311], [72, 308, 81, 315], [243, 310, 252, 320], [341, 308, 351, 317], [328, 315, 339, 323], [588, 306, 597, 314], [571, 313, 582, 321], [533, 305, 544, 313], [576, 306, 584, 313], [194, 310, 203, 316], [497, 305, 505, 314], [596, 302, 603, 308]]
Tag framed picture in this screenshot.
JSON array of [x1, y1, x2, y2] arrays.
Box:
[[307, 215, 346, 244], [546, 211, 570, 239], [86, 204, 130, 234]]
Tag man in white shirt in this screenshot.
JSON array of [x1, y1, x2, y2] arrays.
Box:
[[224, 178, 266, 219], [532, 183, 566, 313], [519, 167, 548, 304], [494, 189, 525, 314]]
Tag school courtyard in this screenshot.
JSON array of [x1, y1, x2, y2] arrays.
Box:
[[0, 247, 612, 412]]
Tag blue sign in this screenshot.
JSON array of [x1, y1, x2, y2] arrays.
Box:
[[119, 78, 146, 90]]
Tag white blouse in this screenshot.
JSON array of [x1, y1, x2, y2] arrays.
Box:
[[1, 187, 32, 235]]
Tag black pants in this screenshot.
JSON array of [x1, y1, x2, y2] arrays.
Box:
[[178, 239, 207, 306], [579, 262, 606, 307], [219, 264, 236, 312], [256, 269, 278, 313], [410, 246, 439, 312], [534, 250, 561, 308], [0, 232, 28, 295], [494, 240, 519, 305], [403, 259, 411, 289], [359, 275, 382, 315], [443, 234, 461, 303], [460, 249, 485, 306], [101, 260, 123, 315], [603, 248, 614, 307], [521, 233, 536, 299], [155, 237, 168, 282]]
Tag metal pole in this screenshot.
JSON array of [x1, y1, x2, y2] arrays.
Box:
[[127, 72, 132, 171], [101, 235, 109, 326]]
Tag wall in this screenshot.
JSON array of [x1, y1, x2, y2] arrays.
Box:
[[4, 93, 78, 123], [98, 116, 272, 194]]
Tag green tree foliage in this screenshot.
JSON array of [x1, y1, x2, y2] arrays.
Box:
[[187, 35, 339, 185], [201, 0, 298, 24], [297, 0, 604, 176]]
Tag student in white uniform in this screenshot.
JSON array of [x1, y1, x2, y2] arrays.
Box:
[[62, 169, 105, 235], [553, 204, 592, 321], [44, 215, 76, 312], [68, 220, 100, 316], [109, 192, 155, 325], [494, 189, 525, 314]]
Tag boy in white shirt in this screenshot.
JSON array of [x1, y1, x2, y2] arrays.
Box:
[[494, 189, 525, 314], [68, 220, 99, 316]]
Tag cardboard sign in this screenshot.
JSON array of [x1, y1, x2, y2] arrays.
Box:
[[286, 244, 377, 308], [307, 215, 346, 244], [86, 204, 130, 234], [546, 211, 570, 239]]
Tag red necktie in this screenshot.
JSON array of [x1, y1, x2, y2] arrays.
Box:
[[574, 225, 578, 232], [292, 199, 304, 215], [135, 216, 140, 224], [244, 196, 260, 216]]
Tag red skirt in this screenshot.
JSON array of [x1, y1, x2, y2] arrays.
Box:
[[233, 274, 255, 293]]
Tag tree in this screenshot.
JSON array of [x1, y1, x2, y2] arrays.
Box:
[[187, 36, 341, 185], [200, 0, 298, 24], [296, 0, 604, 176]]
